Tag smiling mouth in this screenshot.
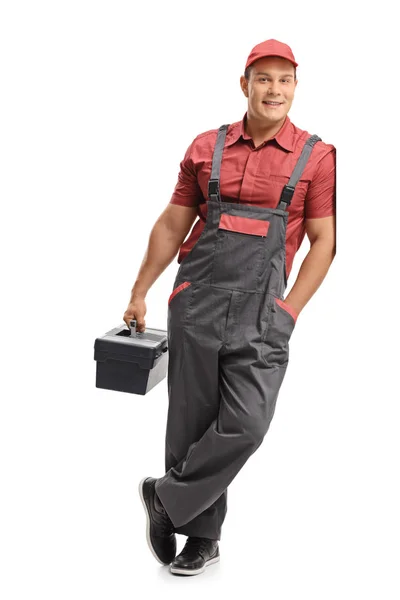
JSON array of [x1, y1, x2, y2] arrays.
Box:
[[263, 101, 283, 106]]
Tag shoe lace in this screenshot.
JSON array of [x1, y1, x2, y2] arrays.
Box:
[[182, 536, 209, 558], [162, 517, 174, 535], [158, 508, 174, 535], [153, 485, 174, 534]]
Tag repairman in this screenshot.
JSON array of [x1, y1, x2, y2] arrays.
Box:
[[124, 38, 336, 576]]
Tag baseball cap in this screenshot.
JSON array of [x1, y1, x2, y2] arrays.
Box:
[[245, 39, 298, 71]]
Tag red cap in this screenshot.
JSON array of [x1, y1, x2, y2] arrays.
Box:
[[245, 39, 298, 71]]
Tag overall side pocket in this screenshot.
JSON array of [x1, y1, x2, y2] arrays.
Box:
[[168, 281, 194, 331], [168, 281, 192, 305], [261, 295, 297, 367], [275, 298, 298, 324]]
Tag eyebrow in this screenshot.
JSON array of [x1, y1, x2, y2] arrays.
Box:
[[255, 71, 294, 78]]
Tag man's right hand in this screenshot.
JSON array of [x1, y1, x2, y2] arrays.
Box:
[[123, 295, 147, 333]]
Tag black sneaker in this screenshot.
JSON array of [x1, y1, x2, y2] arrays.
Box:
[[170, 536, 220, 576], [138, 477, 176, 565]]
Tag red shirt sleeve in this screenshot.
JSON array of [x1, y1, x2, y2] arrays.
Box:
[[304, 146, 336, 218], [169, 139, 204, 207]]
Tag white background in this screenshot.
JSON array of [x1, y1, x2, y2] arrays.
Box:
[[1, 1, 399, 598]]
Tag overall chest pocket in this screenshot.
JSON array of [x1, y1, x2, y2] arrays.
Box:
[[211, 213, 271, 290], [218, 214, 271, 237]]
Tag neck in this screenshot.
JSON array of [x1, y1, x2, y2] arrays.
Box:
[[245, 113, 286, 145]]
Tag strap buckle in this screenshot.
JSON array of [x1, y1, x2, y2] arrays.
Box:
[[279, 184, 295, 207], [208, 179, 220, 197]]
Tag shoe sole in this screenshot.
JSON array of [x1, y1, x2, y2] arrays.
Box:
[[170, 554, 220, 576], [138, 477, 171, 566]]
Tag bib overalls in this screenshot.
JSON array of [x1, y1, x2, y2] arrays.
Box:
[[155, 124, 321, 540]]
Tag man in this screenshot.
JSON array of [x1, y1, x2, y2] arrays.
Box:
[[124, 39, 336, 576]]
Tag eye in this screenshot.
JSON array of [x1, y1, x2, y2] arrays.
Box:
[[259, 77, 290, 83]]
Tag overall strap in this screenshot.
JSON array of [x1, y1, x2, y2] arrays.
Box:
[[277, 134, 322, 211], [208, 124, 230, 202]]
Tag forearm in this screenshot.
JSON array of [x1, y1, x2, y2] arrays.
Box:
[[130, 221, 182, 299], [284, 238, 336, 316]]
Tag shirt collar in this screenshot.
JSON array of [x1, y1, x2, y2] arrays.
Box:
[[225, 111, 295, 152]]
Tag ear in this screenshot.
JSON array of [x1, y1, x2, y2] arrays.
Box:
[[240, 75, 249, 98]]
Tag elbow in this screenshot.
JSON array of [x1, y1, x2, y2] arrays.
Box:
[[310, 236, 336, 261]]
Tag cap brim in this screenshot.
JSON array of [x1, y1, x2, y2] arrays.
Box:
[[246, 53, 298, 69]]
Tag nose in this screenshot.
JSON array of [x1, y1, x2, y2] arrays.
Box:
[[268, 80, 281, 96]]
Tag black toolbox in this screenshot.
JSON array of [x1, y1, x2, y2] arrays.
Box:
[[94, 320, 168, 395]]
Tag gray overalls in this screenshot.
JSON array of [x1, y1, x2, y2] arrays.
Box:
[[155, 124, 321, 540]]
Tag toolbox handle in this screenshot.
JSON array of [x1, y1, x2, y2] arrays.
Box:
[[129, 319, 144, 337]]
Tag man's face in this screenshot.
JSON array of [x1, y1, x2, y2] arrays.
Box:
[[240, 56, 297, 124]]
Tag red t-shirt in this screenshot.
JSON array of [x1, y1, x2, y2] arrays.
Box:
[[169, 112, 336, 279]]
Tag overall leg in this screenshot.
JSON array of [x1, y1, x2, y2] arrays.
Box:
[[157, 283, 231, 540], [156, 291, 294, 532]]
